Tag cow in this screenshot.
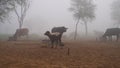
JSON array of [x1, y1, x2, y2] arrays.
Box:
[[102, 28, 120, 42], [51, 26, 68, 43], [44, 31, 61, 48], [13, 28, 29, 40]]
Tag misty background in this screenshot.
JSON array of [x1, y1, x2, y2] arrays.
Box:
[[0, 0, 116, 40]]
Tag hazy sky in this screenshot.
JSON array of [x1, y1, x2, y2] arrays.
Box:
[[0, 0, 115, 37]]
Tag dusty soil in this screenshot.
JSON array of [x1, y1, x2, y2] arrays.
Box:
[[0, 40, 120, 68]]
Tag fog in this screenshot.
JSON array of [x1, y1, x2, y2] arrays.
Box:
[[0, 0, 115, 39]]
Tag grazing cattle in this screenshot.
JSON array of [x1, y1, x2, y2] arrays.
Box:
[[51, 26, 67, 43], [14, 28, 29, 40], [44, 31, 61, 48], [103, 28, 120, 41]]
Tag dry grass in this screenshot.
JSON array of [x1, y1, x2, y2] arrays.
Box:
[[0, 40, 120, 68]]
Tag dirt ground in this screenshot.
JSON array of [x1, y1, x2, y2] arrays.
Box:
[[0, 40, 120, 68]]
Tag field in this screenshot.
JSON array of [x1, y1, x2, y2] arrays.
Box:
[[0, 40, 120, 68]]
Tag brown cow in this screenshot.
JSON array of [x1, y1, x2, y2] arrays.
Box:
[[13, 28, 29, 40]]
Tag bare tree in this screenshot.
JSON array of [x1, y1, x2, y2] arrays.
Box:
[[13, 0, 30, 29], [111, 0, 120, 27], [69, 0, 96, 40], [0, 0, 30, 29], [0, 0, 30, 41]]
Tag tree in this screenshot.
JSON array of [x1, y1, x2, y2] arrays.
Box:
[[69, 0, 96, 40], [0, 0, 15, 23], [111, 0, 120, 26], [0, 0, 30, 29], [13, 0, 30, 29]]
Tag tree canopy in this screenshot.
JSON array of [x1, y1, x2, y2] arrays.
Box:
[[69, 0, 95, 22], [0, 0, 29, 23], [0, 0, 14, 23]]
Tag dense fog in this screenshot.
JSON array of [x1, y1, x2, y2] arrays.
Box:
[[0, 0, 117, 40]]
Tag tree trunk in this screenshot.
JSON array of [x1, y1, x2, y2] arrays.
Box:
[[19, 20, 22, 29], [19, 14, 24, 29], [74, 19, 80, 40], [84, 22, 88, 36], [19, 23, 21, 29]]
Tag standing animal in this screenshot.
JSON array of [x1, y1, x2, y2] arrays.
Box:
[[51, 26, 67, 43], [14, 28, 29, 40], [44, 31, 61, 48], [103, 28, 120, 41]]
